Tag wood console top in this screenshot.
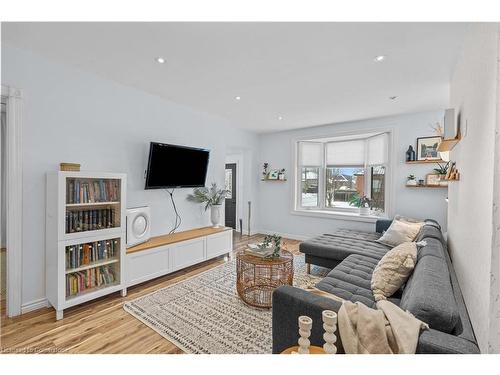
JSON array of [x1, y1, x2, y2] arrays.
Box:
[[126, 226, 232, 254]]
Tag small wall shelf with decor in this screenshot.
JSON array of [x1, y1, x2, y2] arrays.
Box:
[[46, 171, 127, 320], [405, 185, 448, 189], [405, 159, 444, 165], [261, 163, 287, 182]]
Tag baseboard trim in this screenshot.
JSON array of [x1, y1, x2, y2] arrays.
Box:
[[21, 298, 49, 314], [258, 229, 309, 241]]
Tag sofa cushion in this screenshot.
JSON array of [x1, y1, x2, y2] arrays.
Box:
[[316, 254, 378, 308], [400, 254, 460, 333], [300, 234, 390, 263], [416, 225, 445, 244], [417, 237, 446, 261], [327, 229, 382, 241], [371, 242, 417, 301], [376, 216, 424, 247]]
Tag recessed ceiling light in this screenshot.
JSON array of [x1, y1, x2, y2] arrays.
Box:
[[278, 116, 284, 121], [374, 55, 386, 62], [389, 96, 397, 100], [156, 57, 166, 64], [235, 96, 241, 101]]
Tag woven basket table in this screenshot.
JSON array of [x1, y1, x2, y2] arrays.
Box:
[[236, 249, 293, 308]]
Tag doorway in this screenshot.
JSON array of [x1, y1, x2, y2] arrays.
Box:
[[225, 163, 237, 229]]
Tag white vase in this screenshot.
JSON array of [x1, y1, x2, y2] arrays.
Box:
[[210, 204, 223, 227], [407, 179, 417, 186]]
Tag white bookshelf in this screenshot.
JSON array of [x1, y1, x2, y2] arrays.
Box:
[[46, 171, 127, 320]]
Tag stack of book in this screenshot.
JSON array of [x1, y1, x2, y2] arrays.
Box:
[[245, 243, 274, 258], [65, 239, 119, 269], [65, 265, 116, 297], [67, 179, 120, 204], [65, 208, 115, 233]]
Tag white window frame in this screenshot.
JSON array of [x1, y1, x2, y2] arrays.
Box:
[[292, 128, 394, 222]]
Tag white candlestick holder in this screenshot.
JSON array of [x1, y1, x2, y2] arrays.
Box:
[[297, 315, 313, 354], [322, 310, 337, 354]]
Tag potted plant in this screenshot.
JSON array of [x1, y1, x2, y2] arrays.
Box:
[[262, 163, 269, 180], [349, 194, 372, 215], [278, 168, 286, 180], [186, 183, 229, 227], [258, 234, 282, 258], [407, 174, 417, 186], [433, 161, 449, 186]]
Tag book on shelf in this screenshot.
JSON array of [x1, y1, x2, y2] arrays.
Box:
[[65, 265, 117, 297], [65, 207, 115, 233], [65, 238, 119, 269], [67, 178, 120, 204]]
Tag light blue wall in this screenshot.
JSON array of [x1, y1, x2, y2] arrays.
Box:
[[2, 45, 259, 305], [257, 110, 448, 238]]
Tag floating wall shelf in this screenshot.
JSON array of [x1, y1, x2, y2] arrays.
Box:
[[437, 136, 461, 152], [405, 159, 444, 164], [405, 184, 448, 189]]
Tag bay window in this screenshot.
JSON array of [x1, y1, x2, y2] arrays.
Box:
[[296, 132, 389, 215]]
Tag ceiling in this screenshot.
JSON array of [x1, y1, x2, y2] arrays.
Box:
[[2, 22, 469, 133]]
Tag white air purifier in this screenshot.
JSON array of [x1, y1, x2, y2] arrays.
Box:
[[126, 206, 151, 248]]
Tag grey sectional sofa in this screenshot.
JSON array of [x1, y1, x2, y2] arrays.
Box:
[[272, 219, 480, 354]]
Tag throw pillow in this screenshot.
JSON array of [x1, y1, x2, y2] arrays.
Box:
[[376, 216, 424, 247], [371, 242, 417, 301]]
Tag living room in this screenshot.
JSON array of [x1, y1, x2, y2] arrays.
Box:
[[1, 0, 500, 371]]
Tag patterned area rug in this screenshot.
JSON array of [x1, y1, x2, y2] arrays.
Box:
[[124, 254, 328, 354]]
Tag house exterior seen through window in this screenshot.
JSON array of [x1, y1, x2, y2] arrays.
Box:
[[296, 132, 389, 215]]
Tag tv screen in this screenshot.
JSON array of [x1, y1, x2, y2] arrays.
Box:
[[145, 142, 210, 189]]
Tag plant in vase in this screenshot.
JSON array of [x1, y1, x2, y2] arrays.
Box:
[[349, 193, 372, 215], [258, 234, 282, 258], [433, 161, 449, 186], [407, 174, 417, 186], [278, 168, 286, 180], [186, 183, 229, 227], [262, 163, 269, 180]]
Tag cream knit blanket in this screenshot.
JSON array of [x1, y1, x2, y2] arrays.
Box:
[[338, 300, 428, 354]]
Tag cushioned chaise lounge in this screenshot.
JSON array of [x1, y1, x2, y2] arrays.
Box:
[[272, 219, 480, 354]]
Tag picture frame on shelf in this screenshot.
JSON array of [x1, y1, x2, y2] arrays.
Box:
[[416, 136, 443, 160], [426, 173, 441, 186], [268, 170, 279, 180]]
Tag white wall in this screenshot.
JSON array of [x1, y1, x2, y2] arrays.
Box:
[[1, 45, 259, 307], [491, 29, 500, 354], [257, 110, 448, 239], [447, 24, 499, 353]]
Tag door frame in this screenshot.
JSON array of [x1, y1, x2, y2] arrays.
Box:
[[1, 85, 23, 317], [225, 153, 244, 232]]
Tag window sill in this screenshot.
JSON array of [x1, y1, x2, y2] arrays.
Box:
[[291, 209, 386, 223]]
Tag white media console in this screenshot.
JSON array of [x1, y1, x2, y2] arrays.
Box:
[[126, 226, 233, 288]]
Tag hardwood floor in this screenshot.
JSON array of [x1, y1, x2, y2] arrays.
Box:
[[0, 233, 301, 354]]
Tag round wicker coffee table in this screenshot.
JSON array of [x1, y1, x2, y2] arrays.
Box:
[[236, 249, 294, 308]]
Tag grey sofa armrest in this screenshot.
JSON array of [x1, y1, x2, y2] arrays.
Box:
[[375, 219, 393, 233], [417, 329, 480, 354], [272, 286, 480, 354], [272, 285, 343, 354]]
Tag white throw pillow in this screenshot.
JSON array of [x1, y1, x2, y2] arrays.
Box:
[[376, 216, 424, 247], [371, 242, 418, 301]]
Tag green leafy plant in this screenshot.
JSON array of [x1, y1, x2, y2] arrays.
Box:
[[258, 234, 282, 257], [433, 161, 449, 175], [407, 174, 416, 180], [349, 193, 371, 208], [186, 183, 229, 211]]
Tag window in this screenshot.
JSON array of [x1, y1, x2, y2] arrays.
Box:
[[296, 132, 389, 215]]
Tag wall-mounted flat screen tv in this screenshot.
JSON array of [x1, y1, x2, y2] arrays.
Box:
[[145, 142, 210, 189]]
